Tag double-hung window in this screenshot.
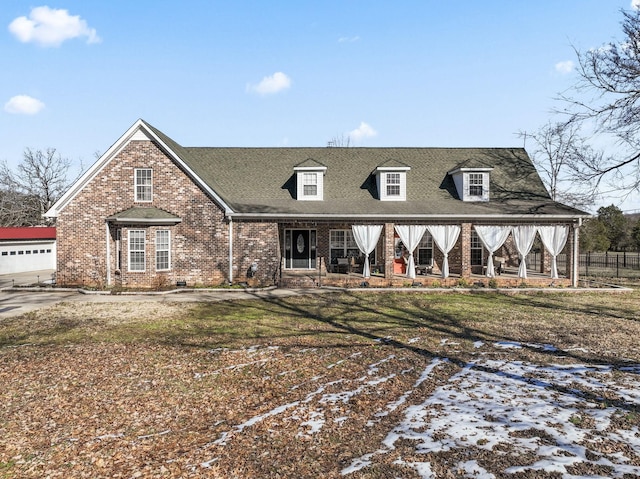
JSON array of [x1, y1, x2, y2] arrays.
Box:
[[469, 173, 484, 197], [386, 173, 401, 197], [129, 230, 146, 271], [470, 230, 483, 268], [135, 168, 152, 202], [417, 232, 433, 266], [302, 173, 318, 196], [156, 230, 171, 271]]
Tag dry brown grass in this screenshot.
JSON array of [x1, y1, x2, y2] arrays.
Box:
[[1, 290, 639, 478]]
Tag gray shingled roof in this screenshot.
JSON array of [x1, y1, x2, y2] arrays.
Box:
[[107, 207, 182, 224], [144, 121, 587, 220]]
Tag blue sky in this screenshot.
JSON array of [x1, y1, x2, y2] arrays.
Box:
[[1, 1, 638, 211]]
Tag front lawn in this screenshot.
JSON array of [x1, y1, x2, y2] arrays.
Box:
[[1, 291, 639, 478]]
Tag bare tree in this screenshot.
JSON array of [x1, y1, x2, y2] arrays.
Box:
[[559, 9, 640, 189], [327, 134, 351, 147], [519, 122, 599, 210], [0, 148, 72, 225]]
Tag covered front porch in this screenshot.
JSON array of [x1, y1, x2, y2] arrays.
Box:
[[278, 221, 577, 289]]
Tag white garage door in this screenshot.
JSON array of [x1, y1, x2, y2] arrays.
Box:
[[0, 240, 56, 274]]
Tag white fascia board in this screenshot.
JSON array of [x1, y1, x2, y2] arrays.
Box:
[[229, 212, 588, 221], [447, 167, 494, 175], [44, 119, 235, 218], [293, 166, 327, 172], [139, 124, 234, 216], [108, 218, 183, 225], [45, 119, 149, 218], [375, 166, 411, 172]]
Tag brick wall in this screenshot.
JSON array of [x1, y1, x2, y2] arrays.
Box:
[[234, 221, 280, 286], [57, 140, 231, 288]]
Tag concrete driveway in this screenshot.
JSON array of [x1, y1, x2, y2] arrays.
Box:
[[0, 269, 333, 319]]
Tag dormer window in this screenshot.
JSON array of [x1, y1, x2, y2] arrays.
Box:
[[448, 167, 492, 202], [376, 160, 410, 201], [294, 159, 327, 201], [386, 173, 401, 196], [303, 172, 318, 196], [468, 173, 484, 197]]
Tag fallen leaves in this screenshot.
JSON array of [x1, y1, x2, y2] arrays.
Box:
[[1, 291, 640, 477]]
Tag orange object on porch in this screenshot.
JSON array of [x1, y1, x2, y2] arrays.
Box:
[[393, 258, 406, 274]]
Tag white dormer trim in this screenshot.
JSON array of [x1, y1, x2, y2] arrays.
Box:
[[376, 165, 410, 201], [294, 165, 327, 201], [448, 167, 493, 202]]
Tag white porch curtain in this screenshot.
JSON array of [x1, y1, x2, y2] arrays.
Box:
[[394, 225, 427, 279], [474, 225, 512, 277], [427, 225, 461, 278], [351, 225, 383, 278], [537, 225, 569, 279], [512, 225, 538, 279]]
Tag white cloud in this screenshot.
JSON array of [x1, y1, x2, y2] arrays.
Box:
[[632, 0, 640, 10], [349, 122, 377, 142], [338, 36, 360, 43], [8, 6, 100, 47], [4, 95, 45, 115], [247, 72, 292, 95], [554, 60, 574, 75]]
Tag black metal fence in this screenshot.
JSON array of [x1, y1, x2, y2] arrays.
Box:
[[526, 251, 640, 279]]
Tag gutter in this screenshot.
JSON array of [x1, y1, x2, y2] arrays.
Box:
[[227, 212, 590, 221]]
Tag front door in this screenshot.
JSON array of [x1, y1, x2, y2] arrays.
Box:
[[286, 229, 316, 269]]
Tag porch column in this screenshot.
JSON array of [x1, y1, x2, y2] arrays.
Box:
[[105, 222, 111, 286], [384, 222, 395, 279], [460, 223, 472, 278], [570, 222, 580, 287]]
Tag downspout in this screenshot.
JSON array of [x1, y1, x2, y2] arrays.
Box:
[[228, 216, 233, 285], [572, 219, 582, 288], [105, 221, 111, 287]]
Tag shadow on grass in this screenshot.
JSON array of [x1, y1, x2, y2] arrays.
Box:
[[175, 289, 640, 413], [2, 289, 639, 413]]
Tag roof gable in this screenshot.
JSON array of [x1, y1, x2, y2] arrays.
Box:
[[45, 119, 233, 218], [106, 207, 182, 225]]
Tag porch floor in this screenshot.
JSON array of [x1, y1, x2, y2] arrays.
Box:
[[279, 267, 569, 289]]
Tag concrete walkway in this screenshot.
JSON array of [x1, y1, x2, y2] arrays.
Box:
[[0, 270, 631, 320]]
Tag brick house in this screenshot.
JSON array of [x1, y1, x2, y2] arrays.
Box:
[[45, 119, 589, 289]]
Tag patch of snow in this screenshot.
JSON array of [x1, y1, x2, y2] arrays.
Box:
[[346, 357, 640, 477], [298, 411, 325, 436], [393, 458, 434, 478], [212, 401, 300, 446], [367, 355, 395, 374], [456, 460, 495, 479], [408, 337, 421, 343], [526, 343, 558, 352], [494, 341, 522, 349], [473, 341, 484, 348]]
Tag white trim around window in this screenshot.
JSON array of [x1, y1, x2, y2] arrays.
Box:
[[155, 230, 171, 271], [134, 168, 153, 202], [128, 230, 146, 272], [378, 171, 407, 201], [296, 169, 324, 200]]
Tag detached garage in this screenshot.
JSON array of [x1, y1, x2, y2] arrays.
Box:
[[0, 227, 56, 274]]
